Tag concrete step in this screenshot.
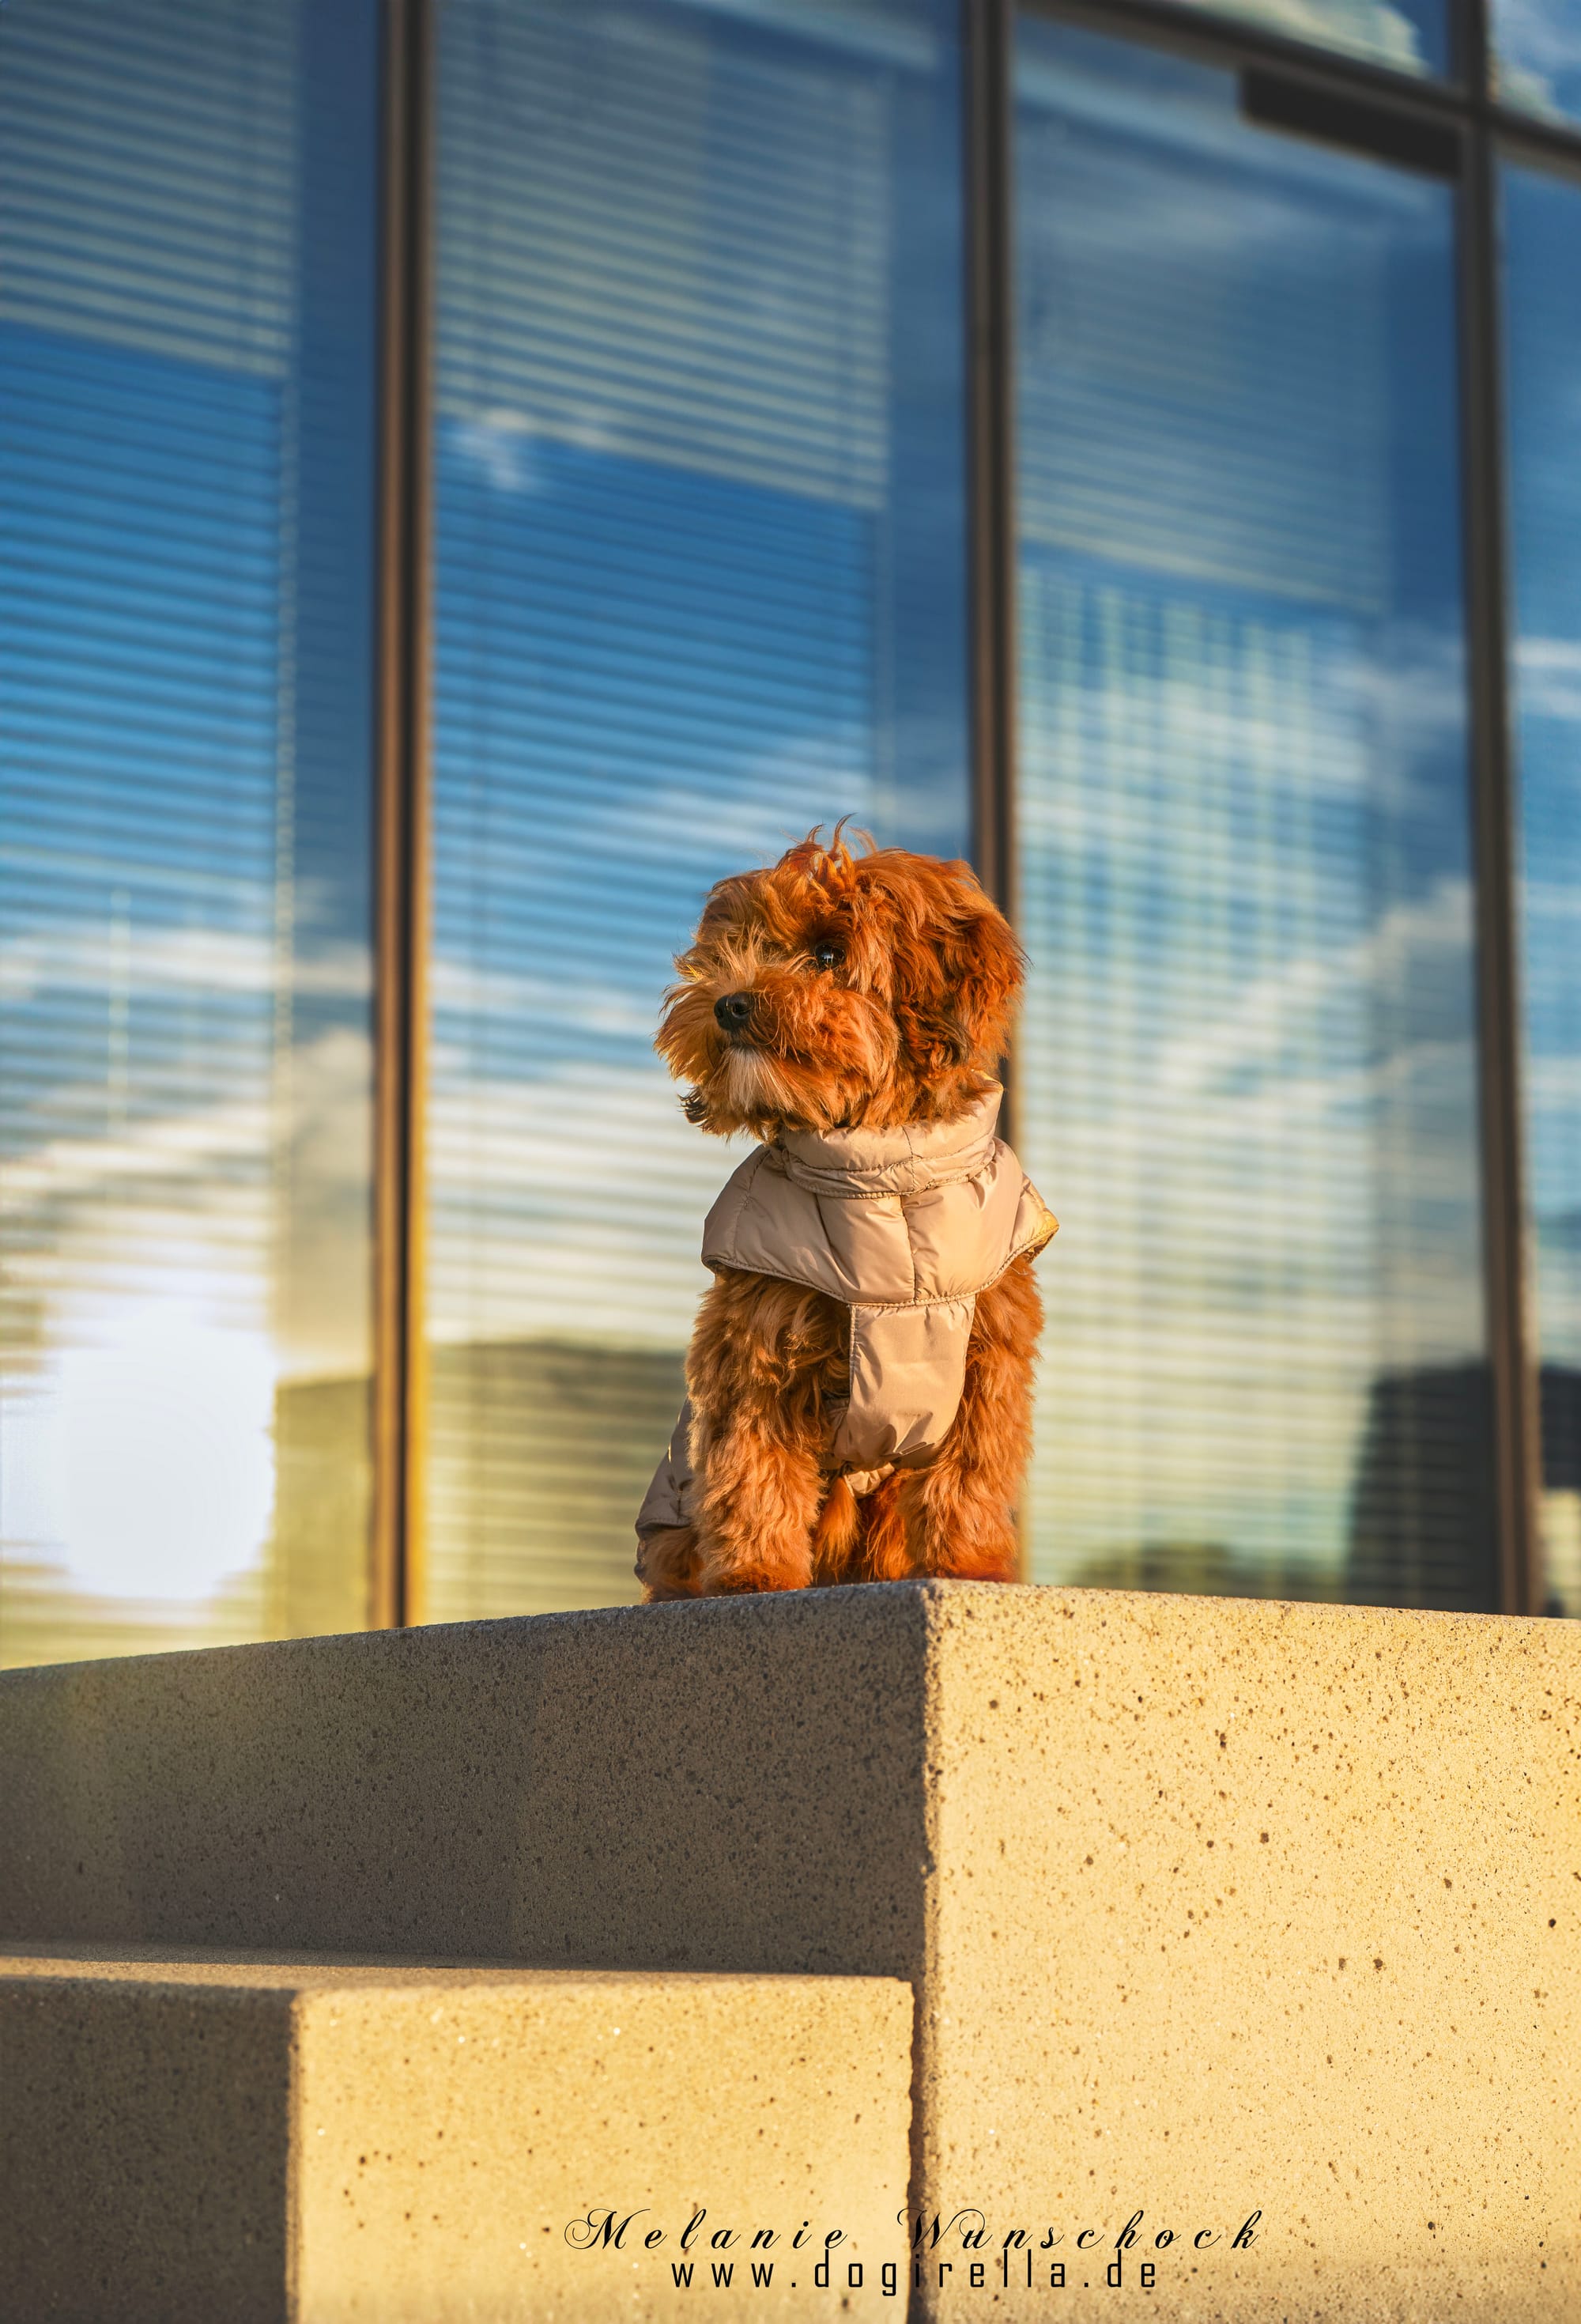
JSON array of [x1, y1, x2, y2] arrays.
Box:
[[4, 1581, 1580, 2318], [0, 1946, 911, 2322]]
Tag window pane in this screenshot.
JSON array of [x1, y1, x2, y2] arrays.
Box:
[[1493, 0, 1581, 121], [0, 0, 379, 1665], [1504, 162, 1581, 1615], [1150, 0, 1449, 79], [1014, 21, 1491, 1608], [428, 0, 969, 1619]]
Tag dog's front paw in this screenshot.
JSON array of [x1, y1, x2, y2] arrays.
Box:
[[697, 1537, 815, 1595], [639, 1525, 703, 1601]]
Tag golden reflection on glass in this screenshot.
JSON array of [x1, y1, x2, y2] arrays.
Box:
[[0, 0, 379, 1666], [1014, 21, 1492, 1608]]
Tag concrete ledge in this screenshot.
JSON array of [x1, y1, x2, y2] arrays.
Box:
[[3, 1583, 1579, 2318], [0, 1588, 930, 1970], [0, 1948, 911, 2322]]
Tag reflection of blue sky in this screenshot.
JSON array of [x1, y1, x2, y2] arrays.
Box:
[[1016, 21, 1482, 1596], [1504, 163, 1581, 1607], [1507, 164, 1581, 1294], [428, 0, 969, 1385], [431, 429, 886, 1349]]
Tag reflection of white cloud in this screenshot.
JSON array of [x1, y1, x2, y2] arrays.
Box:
[[2, 1026, 373, 1381], [426, 1056, 741, 1350], [1228, 0, 1423, 63], [1515, 636, 1581, 726], [543, 757, 873, 879], [0, 920, 369, 1008], [446, 404, 623, 495], [1526, 1053, 1581, 1112], [1, 1084, 272, 1214], [4, 1305, 276, 1604], [1526, 880, 1581, 929], [429, 954, 655, 1037], [1021, 588, 1465, 863], [1021, 860, 1483, 1570], [1156, 879, 1471, 1103], [1492, 0, 1581, 114], [449, 410, 547, 495]]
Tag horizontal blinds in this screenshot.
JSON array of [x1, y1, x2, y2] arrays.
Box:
[[436, 0, 895, 506], [0, 2, 294, 372], [428, 0, 964, 1619], [1014, 19, 1493, 1612], [1016, 39, 1393, 611], [0, 0, 377, 1667], [1503, 164, 1581, 1615]]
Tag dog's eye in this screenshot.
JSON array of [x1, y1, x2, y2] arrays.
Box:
[[813, 940, 843, 972]]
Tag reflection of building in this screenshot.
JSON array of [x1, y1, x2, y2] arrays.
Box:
[[1067, 1540, 1341, 1604], [424, 1341, 685, 1621], [1343, 1366, 1499, 1612], [273, 1344, 686, 1628], [1538, 1365, 1581, 1615], [270, 1374, 374, 1642], [1341, 1364, 1581, 1614], [1539, 1364, 1581, 1497]]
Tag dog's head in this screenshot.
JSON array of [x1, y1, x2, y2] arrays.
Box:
[[657, 827, 1024, 1136]]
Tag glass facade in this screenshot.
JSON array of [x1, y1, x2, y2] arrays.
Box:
[[0, 0, 380, 1666], [1493, 0, 1581, 119], [1503, 160, 1581, 1615], [425, 0, 969, 1619], [1156, 0, 1450, 76], [2, 0, 1580, 1665], [1014, 20, 1489, 1607]]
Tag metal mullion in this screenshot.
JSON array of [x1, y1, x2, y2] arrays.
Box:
[[1462, 0, 1492, 97], [1458, 84, 1543, 1614], [372, 0, 436, 1632], [964, 0, 1023, 1580], [964, 0, 1017, 962], [1493, 115, 1581, 184]]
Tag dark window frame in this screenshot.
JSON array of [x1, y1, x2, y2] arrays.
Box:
[[371, 0, 1581, 1622]]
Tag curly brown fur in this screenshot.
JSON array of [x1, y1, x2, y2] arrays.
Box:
[[644, 827, 1039, 1598], [657, 824, 1022, 1139]]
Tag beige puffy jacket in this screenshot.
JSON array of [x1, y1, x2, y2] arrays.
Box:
[[636, 1084, 1055, 1554]]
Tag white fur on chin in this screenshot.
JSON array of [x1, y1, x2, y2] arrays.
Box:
[[723, 1046, 801, 1117]]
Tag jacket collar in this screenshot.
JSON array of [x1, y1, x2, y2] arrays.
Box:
[[773, 1083, 1003, 1200]]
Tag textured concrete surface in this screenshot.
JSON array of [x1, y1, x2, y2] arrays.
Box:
[[2, 1585, 1579, 2318], [909, 1589, 1581, 2322], [0, 1593, 930, 1969], [0, 1949, 912, 2322]]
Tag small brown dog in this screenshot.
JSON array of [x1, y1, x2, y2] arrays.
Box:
[[636, 828, 1055, 1598]]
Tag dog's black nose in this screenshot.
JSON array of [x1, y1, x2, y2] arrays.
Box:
[[715, 992, 754, 1031]]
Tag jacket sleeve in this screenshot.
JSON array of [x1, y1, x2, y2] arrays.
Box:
[[634, 1397, 696, 1574]]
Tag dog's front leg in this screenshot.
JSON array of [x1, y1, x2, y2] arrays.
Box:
[[685, 1270, 830, 1593], [690, 1396, 823, 1593]]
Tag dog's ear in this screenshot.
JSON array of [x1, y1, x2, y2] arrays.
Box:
[[930, 889, 1024, 1069]]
